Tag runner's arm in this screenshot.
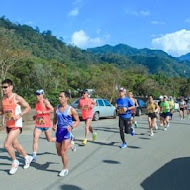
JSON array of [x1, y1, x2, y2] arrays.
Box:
[[43, 99, 54, 113], [52, 107, 57, 131], [67, 107, 80, 132], [15, 95, 31, 120]]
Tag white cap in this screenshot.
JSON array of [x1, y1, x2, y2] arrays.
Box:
[[119, 87, 126, 92], [159, 95, 163, 99]]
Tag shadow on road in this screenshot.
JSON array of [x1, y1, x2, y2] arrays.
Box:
[[93, 127, 119, 133], [103, 160, 121, 164], [60, 184, 83, 190], [141, 157, 190, 190]]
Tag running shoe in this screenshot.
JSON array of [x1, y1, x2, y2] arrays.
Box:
[[82, 139, 87, 145], [130, 127, 135, 136], [71, 141, 76, 152], [32, 155, 36, 163], [9, 160, 19, 175], [120, 143, 127, 149], [155, 125, 158, 130], [150, 132, 154, 136], [24, 156, 33, 169], [59, 169, 69, 177], [134, 121, 138, 128], [167, 123, 170, 128], [164, 127, 167, 131], [92, 132, 97, 141]]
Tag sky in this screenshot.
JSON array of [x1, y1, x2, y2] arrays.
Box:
[[1, 0, 190, 57]]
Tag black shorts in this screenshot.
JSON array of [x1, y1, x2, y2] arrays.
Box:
[[119, 117, 131, 134], [148, 113, 157, 119], [6, 127, 22, 134], [180, 108, 185, 111]]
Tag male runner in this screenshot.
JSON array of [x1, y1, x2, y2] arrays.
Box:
[[78, 90, 97, 145], [53, 91, 80, 177], [0, 79, 33, 175], [116, 88, 135, 149]]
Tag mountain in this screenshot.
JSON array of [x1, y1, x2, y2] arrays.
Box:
[[178, 53, 190, 61], [87, 44, 190, 76], [1, 16, 190, 77]]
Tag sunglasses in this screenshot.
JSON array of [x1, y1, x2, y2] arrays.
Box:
[[2, 86, 9, 89], [35, 93, 42, 96]]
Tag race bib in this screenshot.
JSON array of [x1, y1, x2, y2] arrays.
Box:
[[82, 105, 89, 111], [118, 107, 126, 114], [4, 110, 13, 120], [36, 116, 45, 125]]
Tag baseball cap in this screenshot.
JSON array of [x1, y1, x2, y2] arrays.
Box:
[[83, 89, 89, 94], [159, 95, 163, 99], [163, 95, 168, 99], [119, 87, 126, 92], [35, 89, 44, 95]]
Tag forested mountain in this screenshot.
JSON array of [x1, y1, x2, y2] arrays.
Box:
[[178, 53, 190, 61], [0, 16, 190, 105], [87, 44, 190, 76]]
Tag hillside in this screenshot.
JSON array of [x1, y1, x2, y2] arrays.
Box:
[[87, 44, 190, 76], [1, 16, 190, 102], [178, 53, 190, 61]]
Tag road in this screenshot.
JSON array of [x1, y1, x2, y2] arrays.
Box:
[[0, 113, 190, 190]]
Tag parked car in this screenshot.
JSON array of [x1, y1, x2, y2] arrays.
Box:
[[71, 98, 117, 121], [136, 99, 147, 116]]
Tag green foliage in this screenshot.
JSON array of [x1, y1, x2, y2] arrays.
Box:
[[0, 16, 190, 106]]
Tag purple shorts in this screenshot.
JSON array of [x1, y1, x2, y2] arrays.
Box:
[[56, 128, 71, 143]]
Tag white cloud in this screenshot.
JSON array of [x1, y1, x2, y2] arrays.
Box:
[[151, 21, 165, 25], [68, 8, 79, 16], [71, 30, 107, 48], [152, 29, 190, 57], [125, 10, 150, 16]]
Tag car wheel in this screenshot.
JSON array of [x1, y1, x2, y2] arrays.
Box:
[[93, 112, 100, 121], [113, 110, 117, 119], [136, 109, 142, 116]]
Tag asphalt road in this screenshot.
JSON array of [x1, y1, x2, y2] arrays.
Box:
[[0, 112, 190, 190]]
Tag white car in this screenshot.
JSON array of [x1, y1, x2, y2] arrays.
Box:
[[71, 98, 117, 121]]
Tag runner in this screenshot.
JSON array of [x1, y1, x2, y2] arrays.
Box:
[[0, 79, 33, 175], [32, 89, 56, 162], [116, 88, 135, 149], [78, 89, 97, 146], [187, 99, 190, 118], [168, 96, 175, 120], [160, 95, 170, 130], [158, 95, 164, 129], [147, 95, 158, 136], [53, 91, 80, 177], [128, 91, 139, 128], [179, 97, 186, 120]]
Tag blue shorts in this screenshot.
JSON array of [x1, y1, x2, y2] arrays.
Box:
[[56, 128, 71, 143], [162, 112, 171, 118], [35, 127, 50, 132]]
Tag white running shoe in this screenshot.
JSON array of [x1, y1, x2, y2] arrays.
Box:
[[164, 127, 167, 131], [9, 160, 19, 175], [155, 125, 158, 130], [167, 123, 170, 128], [59, 169, 69, 177], [150, 132, 154, 136], [24, 156, 33, 169], [71, 141, 76, 152]]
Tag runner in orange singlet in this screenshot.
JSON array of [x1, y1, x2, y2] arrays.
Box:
[[0, 79, 33, 175], [32, 89, 56, 162], [78, 90, 97, 145]]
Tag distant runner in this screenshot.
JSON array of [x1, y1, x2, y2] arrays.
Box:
[[147, 95, 158, 136], [179, 97, 186, 120], [78, 90, 97, 146]]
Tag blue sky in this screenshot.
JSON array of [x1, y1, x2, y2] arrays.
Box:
[[1, 0, 190, 57]]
